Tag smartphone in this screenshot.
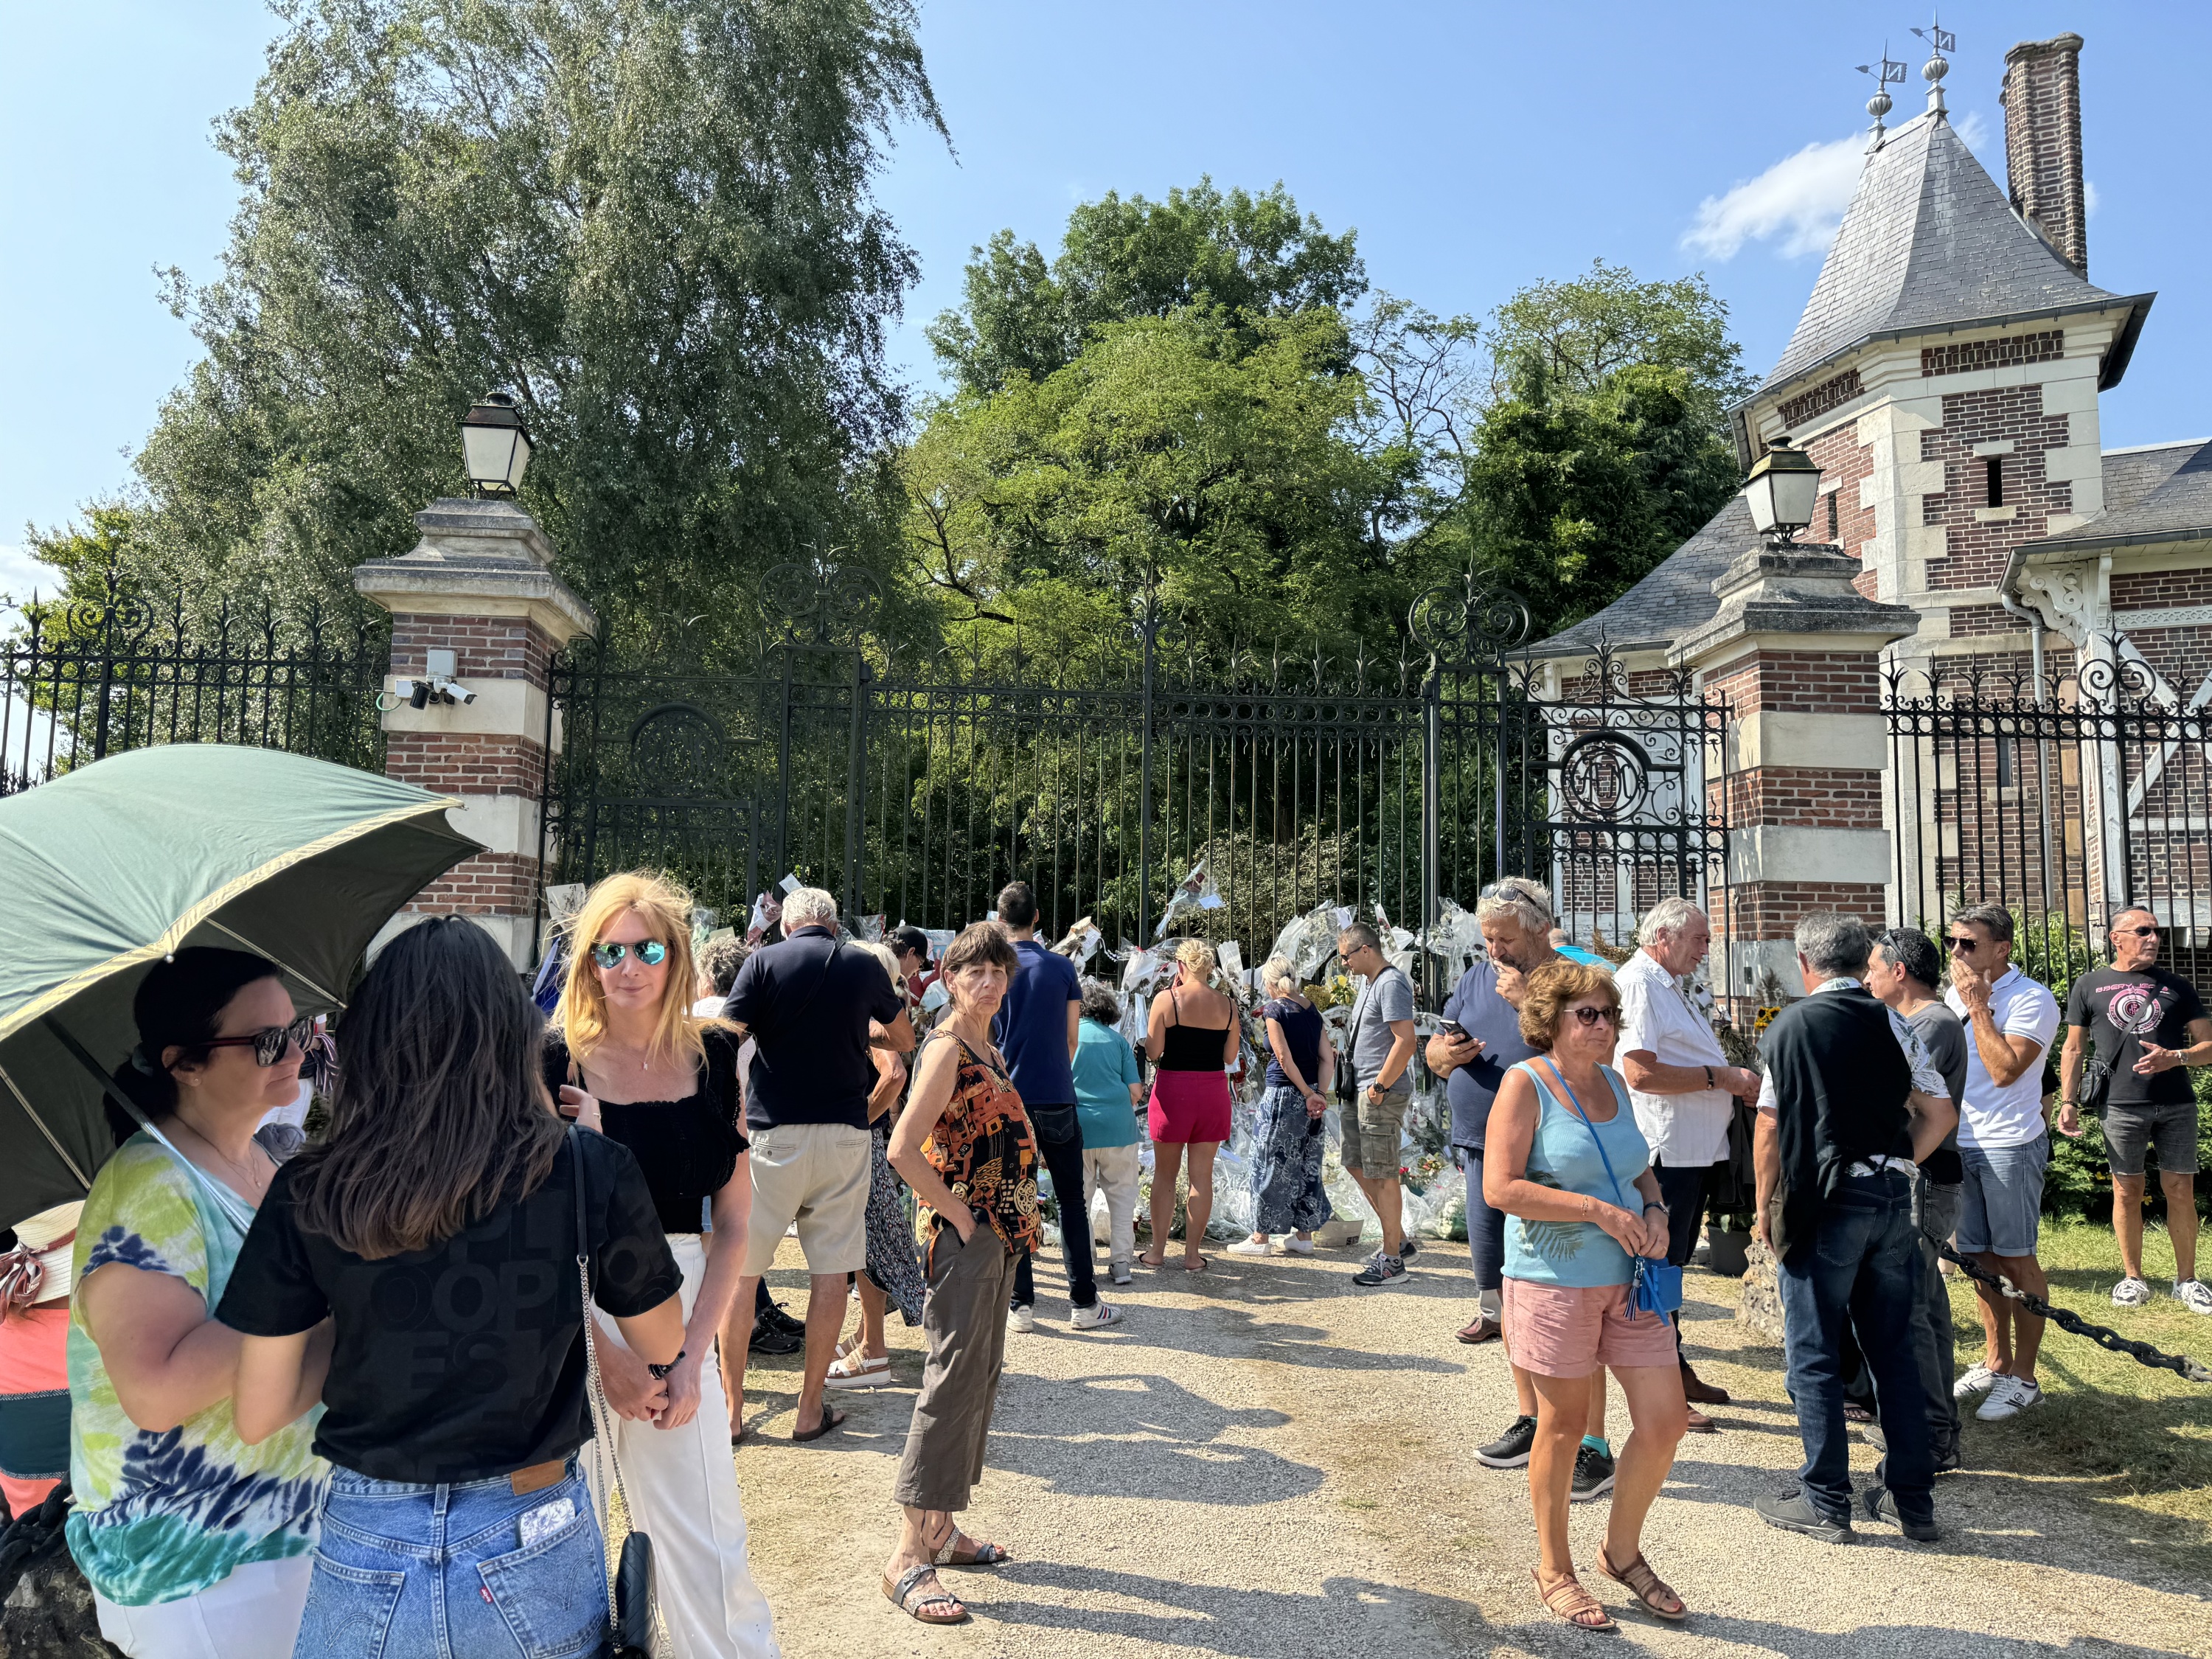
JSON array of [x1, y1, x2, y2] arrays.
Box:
[[1439, 1019, 1470, 1040]]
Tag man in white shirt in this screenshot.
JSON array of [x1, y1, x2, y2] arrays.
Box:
[[1615, 898, 1759, 1429], [1941, 903, 2062, 1422]]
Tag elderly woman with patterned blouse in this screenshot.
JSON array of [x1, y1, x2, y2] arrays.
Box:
[[880, 922, 1040, 1627]]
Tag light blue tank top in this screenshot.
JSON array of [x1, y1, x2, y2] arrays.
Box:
[[1502, 1060, 1651, 1289]]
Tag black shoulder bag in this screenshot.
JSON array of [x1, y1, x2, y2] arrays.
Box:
[[570, 1127, 657, 1659]]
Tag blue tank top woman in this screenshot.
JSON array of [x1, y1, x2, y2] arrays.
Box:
[[1500, 1058, 1653, 1289]]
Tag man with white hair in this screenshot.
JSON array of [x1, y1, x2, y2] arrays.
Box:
[[721, 885, 914, 1441], [1616, 897, 1760, 1429]]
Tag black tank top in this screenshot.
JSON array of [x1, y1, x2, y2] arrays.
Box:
[[1158, 990, 1231, 1071]]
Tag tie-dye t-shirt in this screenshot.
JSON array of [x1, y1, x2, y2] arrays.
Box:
[[66, 1133, 327, 1605]]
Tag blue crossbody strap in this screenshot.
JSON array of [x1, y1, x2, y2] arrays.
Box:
[[1533, 1057, 1632, 1211], [1531, 1057, 1680, 1321]]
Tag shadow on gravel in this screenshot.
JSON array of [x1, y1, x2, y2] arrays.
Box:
[[990, 1372, 1324, 1504], [979, 1562, 1489, 1654], [1596, 1616, 2198, 1659]]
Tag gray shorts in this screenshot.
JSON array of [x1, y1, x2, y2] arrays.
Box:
[[1957, 1138, 2048, 1258], [2104, 1099, 2201, 1178], [1343, 1079, 1412, 1179]]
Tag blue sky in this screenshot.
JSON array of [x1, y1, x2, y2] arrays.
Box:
[[4, 0, 2207, 593]]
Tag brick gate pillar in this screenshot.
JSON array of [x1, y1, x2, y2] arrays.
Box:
[[352, 498, 597, 969], [1673, 544, 1919, 1003]]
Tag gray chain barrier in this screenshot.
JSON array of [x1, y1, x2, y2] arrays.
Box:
[[1935, 1242, 2212, 1385]]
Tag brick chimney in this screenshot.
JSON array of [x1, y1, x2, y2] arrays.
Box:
[[2000, 33, 2088, 277]]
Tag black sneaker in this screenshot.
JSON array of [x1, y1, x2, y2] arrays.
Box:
[[748, 1321, 803, 1356], [1350, 1251, 1406, 1287], [1865, 1418, 1962, 1474], [1570, 1444, 1615, 1502], [761, 1300, 806, 1338], [1397, 1235, 1419, 1262], [1475, 1414, 1538, 1469], [1860, 1485, 1938, 1543], [1754, 1486, 1851, 1543]]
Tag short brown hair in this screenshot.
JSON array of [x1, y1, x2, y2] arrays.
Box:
[[1518, 959, 1619, 1052], [939, 920, 1020, 1006]]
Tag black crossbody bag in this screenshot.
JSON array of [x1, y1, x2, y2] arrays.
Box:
[[570, 1127, 657, 1658]]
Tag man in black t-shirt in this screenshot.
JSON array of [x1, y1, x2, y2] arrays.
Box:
[[2059, 908, 2212, 1315]]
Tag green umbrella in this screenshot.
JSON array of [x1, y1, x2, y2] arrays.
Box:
[[0, 745, 480, 1228]]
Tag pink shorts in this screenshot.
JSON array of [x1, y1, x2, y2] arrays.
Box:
[[1503, 1277, 1680, 1378]]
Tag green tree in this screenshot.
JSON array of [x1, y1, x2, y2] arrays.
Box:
[[926, 179, 1366, 395], [1486, 259, 1753, 436], [1460, 356, 1739, 638], [123, 0, 941, 649]]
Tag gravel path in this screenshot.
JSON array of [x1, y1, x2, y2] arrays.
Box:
[[730, 1238, 2211, 1658]]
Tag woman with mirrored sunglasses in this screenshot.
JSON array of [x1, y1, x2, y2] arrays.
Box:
[[68, 947, 330, 1658], [545, 872, 780, 1659]]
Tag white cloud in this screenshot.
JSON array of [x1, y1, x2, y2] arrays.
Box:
[[2085, 179, 2101, 218], [0, 545, 61, 607], [1681, 134, 1867, 261], [1954, 108, 1992, 156]]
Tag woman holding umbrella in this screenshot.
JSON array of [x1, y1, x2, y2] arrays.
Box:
[[67, 948, 332, 1658]]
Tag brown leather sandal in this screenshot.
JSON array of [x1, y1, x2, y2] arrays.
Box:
[[928, 1519, 1010, 1566], [1532, 1568, 1615, 1631], [1597, 1548, 1687, 1621]]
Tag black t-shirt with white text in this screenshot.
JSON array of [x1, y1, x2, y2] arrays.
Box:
[[2064, 965, 2208, 1107], [218, 1132, 681, 1484]]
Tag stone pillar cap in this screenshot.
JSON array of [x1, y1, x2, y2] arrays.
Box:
[[1671, 540, 1920, 667], [354, 497, 597, 642]]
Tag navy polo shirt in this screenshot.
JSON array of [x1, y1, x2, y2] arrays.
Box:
[[993, 938, 1082, 1106], [721, 925, 903, 1131]]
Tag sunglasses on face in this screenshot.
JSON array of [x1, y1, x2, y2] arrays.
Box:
[[201, 1016, 316, 1068], [1947, 936, 1983, 953], [2115, 925, 2159, 937], [1568, 1005, 1619, 1028], [591, 940, 669, 970]]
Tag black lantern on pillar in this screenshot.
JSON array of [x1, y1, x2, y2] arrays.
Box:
[[460, 392, 534, 496], [1742, 434, 1823, 545]]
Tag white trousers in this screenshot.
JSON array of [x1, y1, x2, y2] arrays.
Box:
[[591, 1233, 781, 1659], [1083, 1144, 1143, 1266], [94, 1554, 312, 1659]]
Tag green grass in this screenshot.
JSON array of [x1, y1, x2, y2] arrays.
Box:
[[1950, 1218, 2212, 1552]]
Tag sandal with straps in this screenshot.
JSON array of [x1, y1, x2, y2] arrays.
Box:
[[1531, 1568, 1615, 1632], [1597, 1548, 1687, 1621], [883, 1564, 968, 1624], [928, 1519, 1009, 1567]]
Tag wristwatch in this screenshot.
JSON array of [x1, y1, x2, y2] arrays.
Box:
[[647, 1349, 686, 1380], [1703, 1065, 1715, 1089]]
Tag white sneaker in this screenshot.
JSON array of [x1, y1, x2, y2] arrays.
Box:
[[1110, 1260, 1133, 1285], [2112, 1276, 2154, 1308], [1975, 1374, 2044, 1421], [1070, 1300, 1122, 1330], [1952, 1362, 1997, 1399], [1283, 1236, 1316, 1256], [1226, 1237, 1273, 1256], [2174, 1279, 2212, 1316], [1008, 1304, 1036, 1334]]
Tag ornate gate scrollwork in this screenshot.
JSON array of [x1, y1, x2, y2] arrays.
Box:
[[626, 702, 728, 797]]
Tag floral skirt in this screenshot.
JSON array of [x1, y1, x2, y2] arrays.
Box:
[[866, 1120, 926, 1326], [1250, 1084, 1333, 1235]]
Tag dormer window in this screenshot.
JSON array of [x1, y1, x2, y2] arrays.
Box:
[[1986, 456, 2006, 508]]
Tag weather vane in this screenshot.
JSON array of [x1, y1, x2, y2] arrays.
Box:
[[1856, 45, 1907, 147], [1910, 11, 1955, 119]]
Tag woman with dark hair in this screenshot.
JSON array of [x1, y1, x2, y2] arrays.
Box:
[[220, 917, 686, 1659], [67, 947, 329, 1658], [880, 922, 1037, 1625], [1486, 960, 1687, 1630]]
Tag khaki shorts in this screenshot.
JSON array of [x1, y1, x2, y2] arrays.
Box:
[[1343, 1079, 1413, 1179], [743, 1121, 872, 1277]]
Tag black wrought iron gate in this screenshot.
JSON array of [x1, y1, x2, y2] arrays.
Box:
[[540, 568, 1731, 969]]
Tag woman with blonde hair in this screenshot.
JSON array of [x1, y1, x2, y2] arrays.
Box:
[[1141, 938, 1239, 1272], [545, 871, 779, 1659], [1228, 956, 1334, 1256], [1485, 960, 1687, 1630], [824, 941, 927, 1390]]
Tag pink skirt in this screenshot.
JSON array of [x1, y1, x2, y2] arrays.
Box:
[[1149, 1069, 1232, 1145]]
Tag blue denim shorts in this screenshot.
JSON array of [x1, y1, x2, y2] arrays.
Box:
[[299, 1457, 608, 1659], [1957, 1139, 2048, 1258]]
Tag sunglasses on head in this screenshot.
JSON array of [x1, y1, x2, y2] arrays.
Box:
[[201, 1016, 316, 1068], [1568, 1005, 1618, 1028], [590, 940, 669, 969]]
